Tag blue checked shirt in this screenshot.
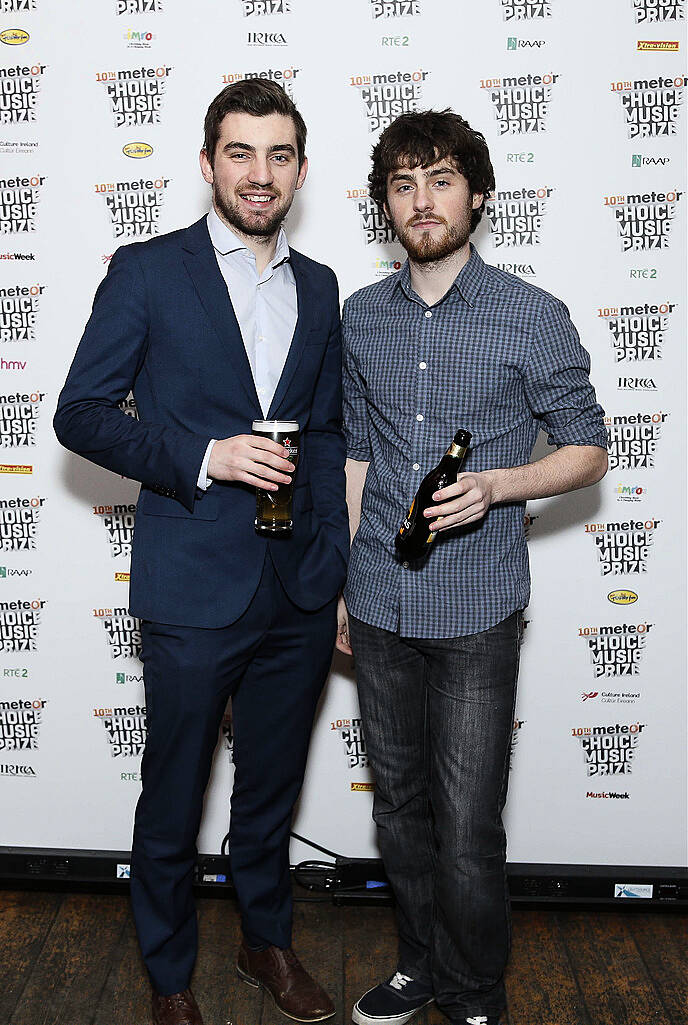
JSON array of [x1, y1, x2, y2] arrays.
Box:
[[342, 245, 607, 638]]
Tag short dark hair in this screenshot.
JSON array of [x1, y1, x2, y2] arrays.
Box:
[[368, 109, 495, 232], [203, 79, 307, 168]]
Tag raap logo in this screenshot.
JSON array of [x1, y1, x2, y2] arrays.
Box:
[[350, 69, 428, 133], [598, 301, 675, 362], [585, 518, 660, 575], [0, 174, 45, 233], [123, 141, 153, 158], [0, 29, 29, 45], [0, 566, 32, 578], [115, 671, 142, 684], [93, 606, 142, 659], [632, 153, 671, 166], [247, 31, 288, 45], [241, 0, 291, 14], [347, 186, 397, 245], [486, 186, 553, 246], [220, 67, 300, 99], [578, 621, 653, 678], [373, 256, 403, 277], [0, 1, 38, 11], [616, 483, 645, 503], [0, 283, 44, 342], [94, 704, 146, 757], [95, 177, 170, 238], [633, 0, 685, 21], [93, 502, 136, 559], [0, 390, 45, 447], [115, 0, 164, 14], [0, 64, 46, 125], [0, 696, 45, 749], [95, 66, 172, 128], [330, 716, 369, 769], [605, 410, 667, 469], [0, 497, 43, 550], [0, 598, 45, 651], [495, 261, 535, 276], [480, 73, 559, 134], [507, 36, 546, 49], [612, 76, 686, 138], [573, 721, 645, 776], [510, 717, 526, 767], [501, 0, 552, 19], [123, 29, 156, 49], [605, 189, 682, 251], [369, 0, 421, 16]]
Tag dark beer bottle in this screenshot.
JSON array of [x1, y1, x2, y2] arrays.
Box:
[[395, 429, 472, 561]]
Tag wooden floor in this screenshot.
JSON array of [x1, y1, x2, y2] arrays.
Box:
[[1, 887, 686, 1025]]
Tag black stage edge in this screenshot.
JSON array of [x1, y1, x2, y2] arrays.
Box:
[[0, 847, 686, 908]]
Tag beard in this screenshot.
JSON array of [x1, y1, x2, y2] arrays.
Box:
[[214, 183, 290, 239], [392, 201, 473, 264]]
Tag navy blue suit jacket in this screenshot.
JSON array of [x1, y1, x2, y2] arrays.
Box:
[[54, 216, 349, 628]]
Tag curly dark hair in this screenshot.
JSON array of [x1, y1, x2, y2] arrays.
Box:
[[368, 109, 495, 232], [203, 79, 307, 168]]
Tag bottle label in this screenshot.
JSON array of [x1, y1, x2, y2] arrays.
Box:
[[399, 497, 415, 535]]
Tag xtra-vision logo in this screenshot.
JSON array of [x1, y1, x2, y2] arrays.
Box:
[[0, 175, 44, 232], [350, 69, 428, 132], [0, 598, 44, 651], [578, 621, 653, 678], [95, 177, 169, 238], [612, 76, 685, 138], [94, 606, 142, 659], [0, 283, 44, 342], [0, 696, 45, 749], [0, 495, 44, 550], [481, 72, 558, 134], [633, 0, 684, 22], [0, 63, 46, 124], [347, 186, 397, 244], [486, 186, 552, 246], [94, 703, 146, 757], [93, 502, 135, 558], [501, 0, 552, 19], [573, 721, 645, 775], [96, 66, 171, 127], [605, 189, 681, 251], [0, 390, 44, 447], [598, 300, 674, 361], [330, 716, 369, 769], [585, 518, 659, 575], [605, 409, 667, 469]]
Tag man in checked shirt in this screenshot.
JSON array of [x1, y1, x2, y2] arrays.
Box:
[[336, 111, 608, 1025]]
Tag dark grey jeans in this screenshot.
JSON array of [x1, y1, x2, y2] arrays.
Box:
[[349, 611, 522, 1021]]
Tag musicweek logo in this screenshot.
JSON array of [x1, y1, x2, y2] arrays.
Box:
[[501, 0, 552, 19], [578, 621, 653, 678], [0, 63, 46, 124], [480, 72, 558, 134], [0, 495, 44, 551], [347, 186, 397, 245], [96, 66, 172, 128], [0, 175, 45, 232], [350, 69, 428, 133], [93, 502, 135, 559], [572, 721, 646, 776], [604, 189, 682, 251], [611, 76, 686, 138], [93, 606, 142, 659], [331, 715, 369, 769], [605, 409, 667, 469], [598, 300, 675, 361], [485, 186, 553, 246], [584, 518, 659, 575], [95, 177, 170, 239], [0, 283, 44, 342]]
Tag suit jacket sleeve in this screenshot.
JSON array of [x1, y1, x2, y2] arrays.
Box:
[[53, 244, 211, 511], [306, 268, 349, 565]]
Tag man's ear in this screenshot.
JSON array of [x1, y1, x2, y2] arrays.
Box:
[[199, 149, 214, 186], [295, 155, 309, 191], [472, 192, 484, 209]]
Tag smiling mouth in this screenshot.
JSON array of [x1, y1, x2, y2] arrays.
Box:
[[240, 193, 277, 209]]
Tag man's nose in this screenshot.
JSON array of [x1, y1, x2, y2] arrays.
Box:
[[248, 157, 274, 187]]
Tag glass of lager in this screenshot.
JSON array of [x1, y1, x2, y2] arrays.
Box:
[[252, 420, 299, 536]]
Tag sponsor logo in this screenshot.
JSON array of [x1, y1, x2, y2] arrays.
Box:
[[115, 0, 163, 13], [351, 69, 428, 133], [123, 29, 156, 48], [578, 622, 653, 678], [370, 0, 421, 16], [381, 34, 411, 46], [1, 356, 27, 370], [0, 463, 31, 472], [373, 256, 403, 277], [618, 377, 657, 390], [116, 671, 142, 684], [0, 251, 36, 260], [93, 606, 142, 659], [2, 666, 29, 677], [0, 695, 45, 746], [501, 0, 552, 19], [587, 790, 630, 798], [605, 410, 667, 469], [116, 863, 131, 877], [585, 518, 659, 575], [507, 36, 546, 48], [351, 781, 374, 791], [481, 72, 559, 134], [0, 390, 44, 447], [0, 282, 44, 342], [495, 261, 535, 275], [0, 140, 39, 156], [634, 0, 685, 21], [506, 151, 535, 163], [93, 502, 135, 558], [115, 572, 130, 582], [123, 141, 153, 158], [0, 174, 45, 233], [582, 690, 599, 700], [94, 704, 146, 757], [573, 721, 646, 775], [347, 186, 397, 245], [615, 882, 653, 897], [95, 177, 170, 238], [96, 66, 172, 127], [612, 76, 685, 138], [486, 186, 553, 246], [241, 0, 291, 14], [0, 64, 46, 125], [597, 689, 641, 705], [220, 66, 299, 98], [0, 565, 33, 577], [599, 301, 674, 362], [0, 762, 36, 776], [247, 31, 288, 44], [604, 190, 681, 251], [608, 589, 639, 604], [616, 483, 645, 503], [637, 39, 680, 49], [331, 716, 369, 768], [633, 153, 671, 166], [0, 28, 29, 45]]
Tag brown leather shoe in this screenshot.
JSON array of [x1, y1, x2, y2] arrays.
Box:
[[152, 988, 204, 1025], [237, 942, 335, 1022]]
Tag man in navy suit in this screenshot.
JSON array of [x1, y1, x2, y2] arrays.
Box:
[[54, 80, 347, 1025]]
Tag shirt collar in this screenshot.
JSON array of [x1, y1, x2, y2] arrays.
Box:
[[397, 243, 486, 309], [206, 206, 291, 269]]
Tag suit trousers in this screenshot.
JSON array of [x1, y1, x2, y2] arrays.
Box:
[[130, 549, 337, 996]]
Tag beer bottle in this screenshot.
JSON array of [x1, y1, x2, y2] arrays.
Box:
[[395, 429, 472, 561]]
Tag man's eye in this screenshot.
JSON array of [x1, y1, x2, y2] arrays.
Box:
[[434, 179, 449, 187]]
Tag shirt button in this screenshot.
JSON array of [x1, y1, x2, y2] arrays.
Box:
[[416, 414, 424, 422], [413, 463, 420, 471], [424, 310, 432, 319], [419, 361, 427, 370]]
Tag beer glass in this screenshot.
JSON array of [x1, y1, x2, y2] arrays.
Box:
[[252, 420, 299, 536]]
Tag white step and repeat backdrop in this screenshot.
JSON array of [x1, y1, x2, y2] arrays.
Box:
[[0, 0, 686, 871]]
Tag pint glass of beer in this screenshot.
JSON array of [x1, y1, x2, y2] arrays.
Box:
[[252, 420, 299, 536]]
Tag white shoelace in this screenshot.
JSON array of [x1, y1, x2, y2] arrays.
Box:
[[388, 972, 413, 991]]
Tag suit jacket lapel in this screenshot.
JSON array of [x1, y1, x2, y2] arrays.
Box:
[[181, 217, 261, 413], [267, 249, 314, 419]]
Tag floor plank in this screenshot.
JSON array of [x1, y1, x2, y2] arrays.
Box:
[[620, 911, 688, 1025], [0, 890, 62, 1024]]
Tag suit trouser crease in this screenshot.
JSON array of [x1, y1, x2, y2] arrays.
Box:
[[349, 612, 521, 1019], [130, 552, 337, 996]]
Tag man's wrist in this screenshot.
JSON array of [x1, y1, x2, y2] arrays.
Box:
[[481, 467, 507, 505]]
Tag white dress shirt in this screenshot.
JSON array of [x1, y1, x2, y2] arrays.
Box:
[[198, 206, 299, 488]]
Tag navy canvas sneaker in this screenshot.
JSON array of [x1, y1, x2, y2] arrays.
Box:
[[352, 972, 434, 1025]]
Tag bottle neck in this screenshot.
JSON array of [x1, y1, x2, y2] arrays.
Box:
[[445, 441, 468, 460]]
